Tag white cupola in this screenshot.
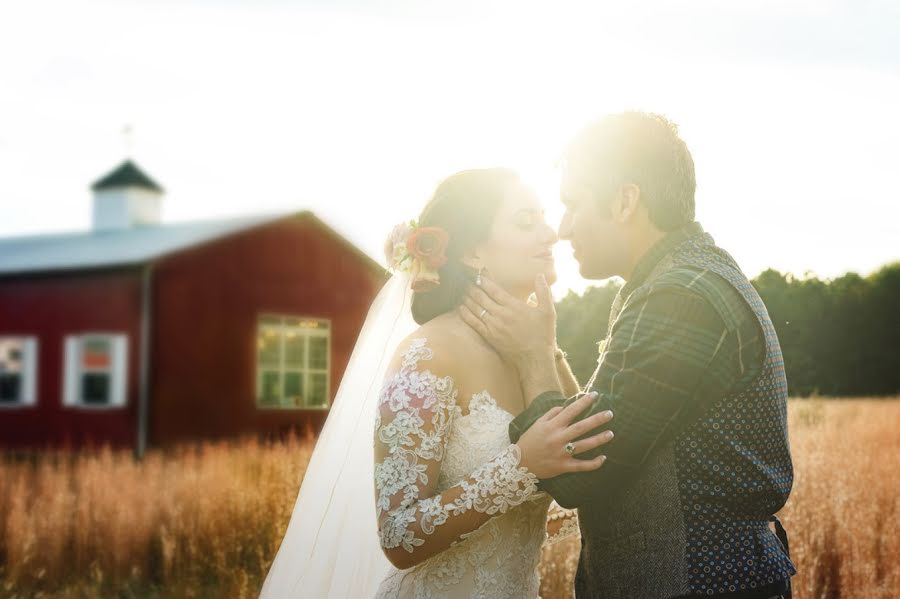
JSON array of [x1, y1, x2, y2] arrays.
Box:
[[90, 160, 164, 231]]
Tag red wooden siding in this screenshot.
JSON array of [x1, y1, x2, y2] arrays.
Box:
[[149, 214, 385, 446], [0, 213, 386, 451], [0, 269, 143, 449]]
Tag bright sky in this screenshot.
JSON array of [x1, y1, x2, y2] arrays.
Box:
[[1, 0, 898, 296]]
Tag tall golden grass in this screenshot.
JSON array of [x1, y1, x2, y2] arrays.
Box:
[[1, 399, 898, 598], [0, 434, 314, 598], [537, 399, 900, 599]]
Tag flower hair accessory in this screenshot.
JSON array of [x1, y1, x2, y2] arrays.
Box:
[[383, 219, 450, 292]]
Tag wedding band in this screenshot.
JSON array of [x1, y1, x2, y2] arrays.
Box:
[[479, 308, 488, 320], [564, 442, 576, 455]]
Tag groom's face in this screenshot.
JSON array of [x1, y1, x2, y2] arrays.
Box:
[[558, 171, 629, 280]]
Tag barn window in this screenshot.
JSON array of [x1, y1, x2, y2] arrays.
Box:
[[256, 315, 331, 409], [0, 336, 38, 408], [63, 334, 128, 408]]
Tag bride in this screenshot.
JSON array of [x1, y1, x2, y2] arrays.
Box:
[[259, 168, 615, 598]]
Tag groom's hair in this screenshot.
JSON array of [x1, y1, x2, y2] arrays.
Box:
[[564, 111, 696, 231]]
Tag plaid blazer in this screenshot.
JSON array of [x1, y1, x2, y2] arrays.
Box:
[[510, 222, 795, 598]]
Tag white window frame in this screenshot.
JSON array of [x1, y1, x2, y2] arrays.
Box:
[[62, 333, 128, 409], [256, 314, 331, 410], [0, 336, 38, 409]]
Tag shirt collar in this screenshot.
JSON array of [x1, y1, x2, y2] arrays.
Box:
[[621, 221, 705, 295]]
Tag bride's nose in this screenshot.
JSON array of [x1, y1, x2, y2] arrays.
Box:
[[540, 222, 559, 245]]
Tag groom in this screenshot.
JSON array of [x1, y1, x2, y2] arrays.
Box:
[[460, 112, 795, 599]]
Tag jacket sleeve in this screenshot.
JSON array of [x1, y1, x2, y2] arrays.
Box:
[[511, 280, 761, 508]]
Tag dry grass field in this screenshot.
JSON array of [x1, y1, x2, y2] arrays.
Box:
[[538, 399, 900, 599], [1, 398, 898, 598]]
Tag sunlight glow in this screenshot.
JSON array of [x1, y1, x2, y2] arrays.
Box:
[[1, 1, 898, 296]]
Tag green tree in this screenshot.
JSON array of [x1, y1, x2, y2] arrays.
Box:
[[555, 280, 621, 384], [554, 262, 900, 397]]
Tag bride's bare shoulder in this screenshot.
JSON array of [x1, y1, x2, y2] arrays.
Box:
[[389, 318, 475, 375], [385, 317, 514, 413]]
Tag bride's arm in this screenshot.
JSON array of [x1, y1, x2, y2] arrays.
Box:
[[374, 343, 539, 570]]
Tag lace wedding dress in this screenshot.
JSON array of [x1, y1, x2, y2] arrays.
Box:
[[373, 337, 577, 599]]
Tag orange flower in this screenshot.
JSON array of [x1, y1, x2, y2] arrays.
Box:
[[406, 227, 449, 270]]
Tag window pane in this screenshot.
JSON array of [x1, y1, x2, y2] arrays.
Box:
[[310, 373, 328, 407], [0, 339, 23, 402], [257, 327, 280, 366], [0, 374, 20, 403], [82, 373, 110, 404], [309, 337, 328, 370], [82, 338, 111, 370], [1, 339, 23, 372], [284, 332, 305, 368], [287, 318, 329, 331], [284, 372, 305, 407], [259, 370, 281, 406]]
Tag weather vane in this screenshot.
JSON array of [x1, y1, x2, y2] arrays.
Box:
[[122, 124, 134, 158]]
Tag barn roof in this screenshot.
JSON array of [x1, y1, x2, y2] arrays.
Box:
[[0, 211, 384, 277], [91, 160, 164, 193]]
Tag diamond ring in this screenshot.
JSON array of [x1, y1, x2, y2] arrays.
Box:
[[564, 442, 576, 455], [479, 308, 488, 320]]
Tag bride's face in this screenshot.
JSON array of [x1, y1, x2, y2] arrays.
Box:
[[471, 182, 558, 296]]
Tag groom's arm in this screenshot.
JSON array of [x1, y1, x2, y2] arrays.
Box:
[[508, 391, 569, 441], [509, 271, 764, 508]]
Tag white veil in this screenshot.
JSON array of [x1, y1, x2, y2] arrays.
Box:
[[259, 272, 417, 598]]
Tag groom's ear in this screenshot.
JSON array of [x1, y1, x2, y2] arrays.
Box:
[[612, 183, 641, 223]]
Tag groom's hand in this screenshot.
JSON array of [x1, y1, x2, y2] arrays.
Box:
[[459, 273, 561, 400], [460, 272, 556, 364]]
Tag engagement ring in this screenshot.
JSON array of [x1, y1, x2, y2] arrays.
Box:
[[564, 442, 576, 455]]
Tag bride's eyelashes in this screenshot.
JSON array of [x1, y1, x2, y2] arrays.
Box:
[[512, 210, 546, 232], [515, 219, 535, 232], [512, 210, 534, 230]]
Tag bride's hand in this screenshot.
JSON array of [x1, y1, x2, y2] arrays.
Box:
[[515, 393, 614, 480]]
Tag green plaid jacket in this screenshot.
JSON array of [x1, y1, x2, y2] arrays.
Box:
[[508, 221, 765, 506]]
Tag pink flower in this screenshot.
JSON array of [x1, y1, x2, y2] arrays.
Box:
[[383, 222, 413, 270]]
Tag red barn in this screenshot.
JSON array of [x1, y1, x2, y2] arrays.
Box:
[[0, 160, 386, 455]]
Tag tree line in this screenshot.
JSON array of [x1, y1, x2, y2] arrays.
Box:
[[555, 262, 900, 397]]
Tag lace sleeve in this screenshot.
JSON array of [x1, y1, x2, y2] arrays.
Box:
[[374, 338, 539, 569], [543, 500, 579, 548]]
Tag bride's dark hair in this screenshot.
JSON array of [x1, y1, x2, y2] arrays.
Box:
[[411, 167, 520, 325]]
